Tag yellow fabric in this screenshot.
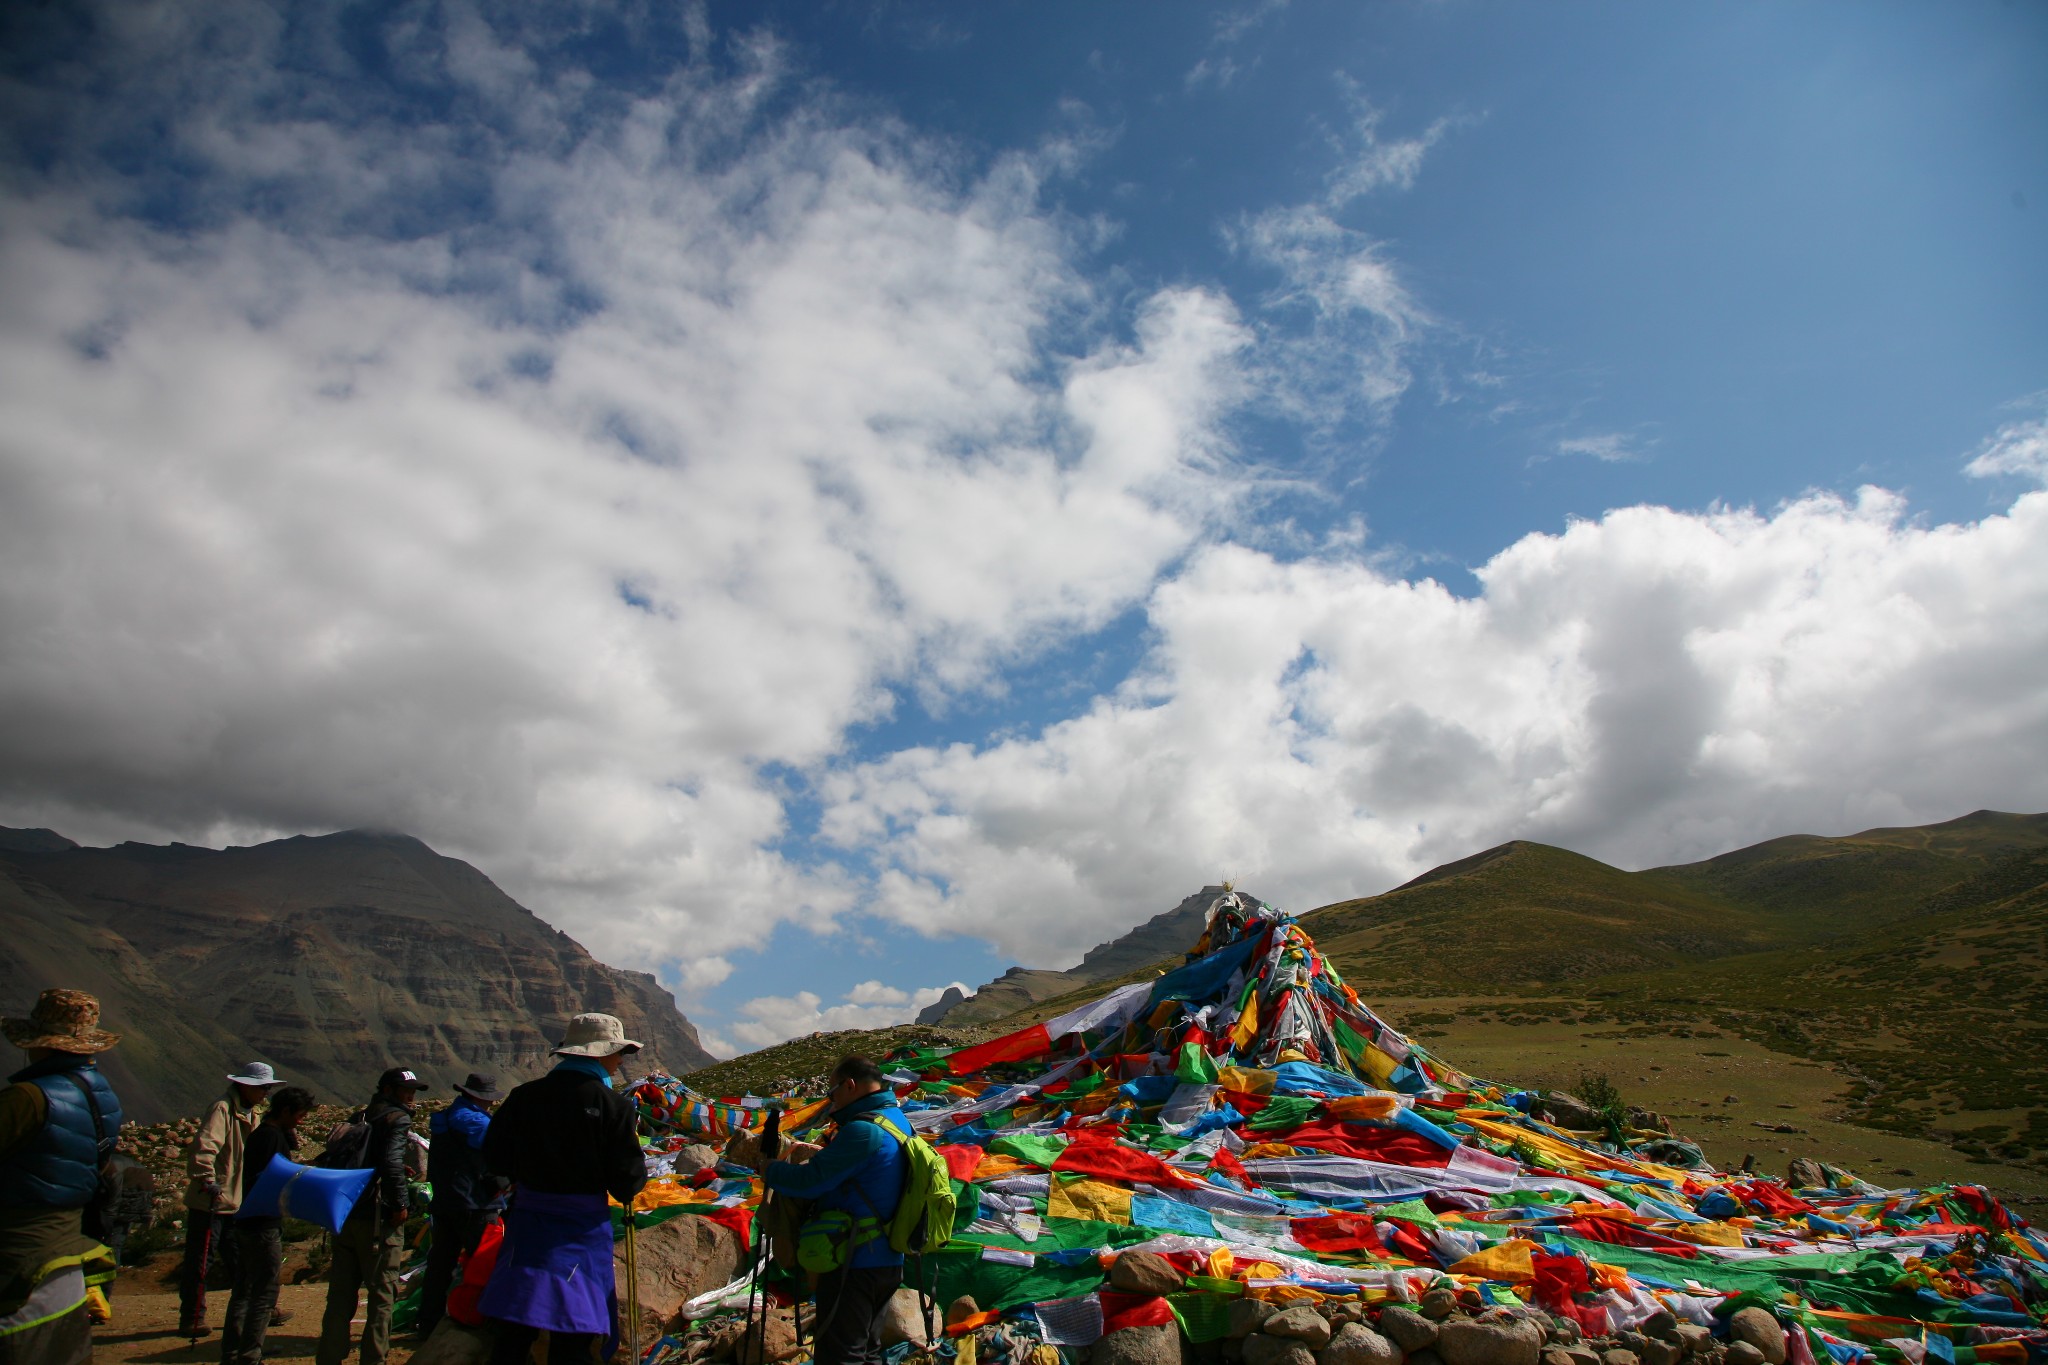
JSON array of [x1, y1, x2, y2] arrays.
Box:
[[1324, 1095, 1403, 1122], [1666, 1220, 1747, 1248], [1447, 1239, 1535, 1283], [1218, 1067, 1275, 1096], [631, 1178, 715, 1212], [781, 1099, 829, 1131], [1230, 996, 1259, 1050], [1206, 1247, 1235, 1280], [1276, 1049, 1308, 1063], [1047, 1175, 1133, 1225], [1241, 1142, 1299, 1160], [971, 1154, 1036, 1182], [1361, 1046, 1401, 1090]]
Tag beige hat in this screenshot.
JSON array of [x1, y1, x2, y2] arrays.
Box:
[[4, 989, 120, 1054], [553, 1012, 641, 1058]]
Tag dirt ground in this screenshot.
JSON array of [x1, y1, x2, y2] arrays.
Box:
[[93, 1263, 423, 1365]]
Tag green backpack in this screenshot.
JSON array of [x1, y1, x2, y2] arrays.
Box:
[[857, 1114, 957, 1256]]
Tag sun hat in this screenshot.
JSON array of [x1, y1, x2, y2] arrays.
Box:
[[377, 1066, 424, 1092], [227, 1061, 282, 1087], [3, 989, 120, 1053], [552, 1012, 641, 1058], [453, 1072, 504, 1102]]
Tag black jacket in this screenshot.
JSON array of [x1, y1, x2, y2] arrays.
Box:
[[482, 1067, 644, 1206], [237, 1121, 294, 1230], [347, 1095, 416, 1223]]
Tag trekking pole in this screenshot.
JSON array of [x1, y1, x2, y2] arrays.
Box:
[[624, 1211, 643, 1363], [746, 1111, 782, 1365]]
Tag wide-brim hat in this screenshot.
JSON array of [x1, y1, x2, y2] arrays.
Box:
[[453, 1072, 504, 1102], [227, 1061, 282, 1087], [3, 989, 120, 1054], [552, 1012, 641, 1058]]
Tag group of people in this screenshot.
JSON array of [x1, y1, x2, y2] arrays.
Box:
[[3, 986, 917, 1365]]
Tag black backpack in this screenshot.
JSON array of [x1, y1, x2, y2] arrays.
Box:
[[315, 1111, 374, 1169]]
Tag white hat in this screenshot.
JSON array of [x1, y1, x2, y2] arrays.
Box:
[[552, 1013, 641, 1058], [227, 1061, 281, 1087]]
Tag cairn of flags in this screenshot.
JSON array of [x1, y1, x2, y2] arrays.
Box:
[[616, 893, 2047, 1365]]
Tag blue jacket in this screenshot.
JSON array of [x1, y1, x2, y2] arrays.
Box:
[[764, 1090, 908, 1269], [0, 1056, 123, 1210], [429, 1097, 506, 1212]]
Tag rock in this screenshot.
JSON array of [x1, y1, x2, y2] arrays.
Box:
[[732, 1312, 800, 1365], [1531, 1092, 1604, 1130], [948, 1296, 983, 1327], [1328, 1303, 1366, 1328], [1323, 1323, 1403, 1365], [1242, 1335, 1317, 1365], [1601, 1352, 1639, 1365], [1409, 1351, 1446, 1365], [1228, 1301, 1279, 1340], [407, 1320, 494, 1365], [1264, 1306, 1334, 1349], [878, 1288, 932, 1348], [1563, 1349, 1600, 1365], [1112, 1250, 1189, 1297], [1379, 1307, 1440, 1352], [1098, 1325, 1187, 1365], [677, 1143, 722, 1172], [1547, 1320, 1581, 1346], [1438, 1319, 1544, 1365], [1544, 1351, 1579, 1365], [1785, 1159, 1826, 1191], [1726, 1312, 1785, 1365], [1641, 1314, 1680, 1345], [1724, 1345, 1765, 1365], [1674, 1326, 1712, 1356], [613, 1211, 743, 1331], [1420, 1288, 1460, 1321], [1637, 1337, 1682, 1365]]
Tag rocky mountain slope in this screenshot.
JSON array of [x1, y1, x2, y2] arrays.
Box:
[[0, 828, 714, 1120]]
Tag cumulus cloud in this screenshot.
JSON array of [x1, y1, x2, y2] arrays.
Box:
[[826, 484, 2048, 966], [728, 980, 969, 1051], [1965, 412, 2048, 485], [0, 3, 1249, 974]]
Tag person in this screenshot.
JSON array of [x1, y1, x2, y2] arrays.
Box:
[[179, 1061, 284, 1338], [480, 1014, 647, 1365], [414, 1071, 506, 1338], [762, 1055, 911, 1365], [0, 988, 124, 1365], [220, 1085, 315, 1365], [314, 1067, 422, 1365]]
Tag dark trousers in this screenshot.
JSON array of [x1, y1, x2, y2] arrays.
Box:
[[416, 1205, 491, 1335], [219, 1224, 283, 1365], [179, 1212, 238, 1332], [811, 1264, 905, 1365], [486, 1322, 599, 1365]]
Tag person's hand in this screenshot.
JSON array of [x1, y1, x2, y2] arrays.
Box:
[[385, 1207, 408, 1232], [780, 1140, 822, 1165]]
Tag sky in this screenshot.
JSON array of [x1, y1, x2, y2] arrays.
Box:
[[1, 1, 2044, 1056]]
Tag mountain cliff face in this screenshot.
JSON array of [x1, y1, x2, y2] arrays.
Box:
[[0, 828, 714, 1121]]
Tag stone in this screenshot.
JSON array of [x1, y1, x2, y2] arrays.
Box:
[[1098, 1325, 1188, 1365], [1641, 1315, 1681, 1345], [1408, 1351, 1445, 1365], [1785, 1159, 1826, 1191], [1420, 1289, 1460, 1322], [1531, 1092, 1604, 1130], [1112, 1250, 1189, 1297], [1724, 1346, 1765, 1365], [1638, 1338, 1682, 1365], [1727, 1311, 1785, 1365], [948, 1296, 984, 1327], [1242, 1335, 1317, 1365], [613, 1211, 744, 1334], [1327, 1303, 1366, 1328], [1322, 1323, 1403, 1365], [1563, 1349, 1600, 1365], [1228, 1301, 1280, 1340], [878, 1288, 932, 1348], [407, 1320, 494, 1365], [1265, 1306, 1334, 1350], [1543, 1351, 1579, 1365], [1437, 1319, 1544, 1365], [732, 1312, 800, 1365], [1378, 1307, 1440, 1352], [1673, 1326, 1712, 1356], [1601, 1352, 1639, 1365], [677, 1143, 722, 1172]]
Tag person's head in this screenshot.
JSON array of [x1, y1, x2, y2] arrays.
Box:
[[453, 1072, 505, 1111], [377, 1066, 425, 1107], [828, 1054, 885, 1111], [226, 1061, 283, 1109], [4, 989, 119, 1063], [551, 1013, 641, 1076], [267, 1085, 317, 1128]]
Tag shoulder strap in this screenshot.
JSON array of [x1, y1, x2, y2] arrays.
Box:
[[853, 1113, 911, 1145], [57, 1070, 112, 1160]]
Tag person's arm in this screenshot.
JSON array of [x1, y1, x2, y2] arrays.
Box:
[[763, 1122, 885, 1202], [240, 1125, 281, 1203], [481, 1094, 515, 1180], [374, 1112, 410, 1219], [603, 1090, 648, 1207], [0, 1083, 46, 1164], [185, 1100, 229, 1201]]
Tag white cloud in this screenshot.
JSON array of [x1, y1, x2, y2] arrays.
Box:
[[0, 5, 1250, 973], [728, 980, 969, 1051], [1553, 432, 1649, 464], [826, 483, 2048, 966], [1964, 412, 2048, 485]]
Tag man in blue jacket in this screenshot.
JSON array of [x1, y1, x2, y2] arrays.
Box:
[[415, 1071, 506, 1337], [762, 1055, 909, 1365], [0, 988, 124, 1365]]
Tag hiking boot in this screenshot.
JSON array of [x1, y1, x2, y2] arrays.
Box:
[[182, 1322, 213, 1340], [268, 1307, 294, 1326]]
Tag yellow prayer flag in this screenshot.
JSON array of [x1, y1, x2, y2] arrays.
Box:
[[1447, 1239, 1536, 1284]]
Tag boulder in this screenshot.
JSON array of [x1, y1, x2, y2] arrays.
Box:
[[1785, 1159, 1826, 1191], [1601, 1352, 1639, 1365], [1531, 1092, 1604, 1130], [1241, 1335, 1317, 1365], [1438, 1318, 1544, 1365], [1378, 1307, 1440, 1352], [677, 1143, 723, 1172], [1228, 1301, 1279, 1340], [1673, 1326, 1712, 1356], [1641, 1315, 1680, 1345], [1637, 1337, 1682, 1365], [614, 1212, 744, 1331], [1323, 1323, 1402, 1365], [1097, 1324, 1187, 1365], [1724, 1346, 1765, 1365], [1420, 1289, 1460, 1322], [878, 1288, 932, 1348], [1112, 1251, 1189, 1297], [731, 1312, 801, 1365], [1562, 1349, 1601, 1365], [1726, 1312, 1785, 1365], [1264, 1306, 1334, 1349], [948, 1296, 984, 1327], [407, 1320, 494, 1365], [1543, 1351, 1579, 1365]]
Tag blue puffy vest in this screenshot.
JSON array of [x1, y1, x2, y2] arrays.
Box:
[[0, 1058, 124, 1210]]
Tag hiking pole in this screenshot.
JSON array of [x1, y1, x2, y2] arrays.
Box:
[[745, 1110, 782, 1365], [624, 1210, 643, 1364]]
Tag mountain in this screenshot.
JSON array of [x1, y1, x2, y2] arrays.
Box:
[[916, 884, 1238, 1026], [0, 828, 715, 1120]]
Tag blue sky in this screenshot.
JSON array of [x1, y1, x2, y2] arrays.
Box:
[[1, 1, 2044, 1053]]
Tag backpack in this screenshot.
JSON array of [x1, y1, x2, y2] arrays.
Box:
[[314, 1112, 373, 1170], [856, 1114, 956, 1256]]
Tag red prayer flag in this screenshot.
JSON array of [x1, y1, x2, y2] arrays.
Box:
[[1099, 1292, 1176, 1334], [1054, 1137, 1195, 1188], [946, 1024, 1053, 1076], [939, 1144, 986, 1183], [1290, 1213, 1385, 1254]]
